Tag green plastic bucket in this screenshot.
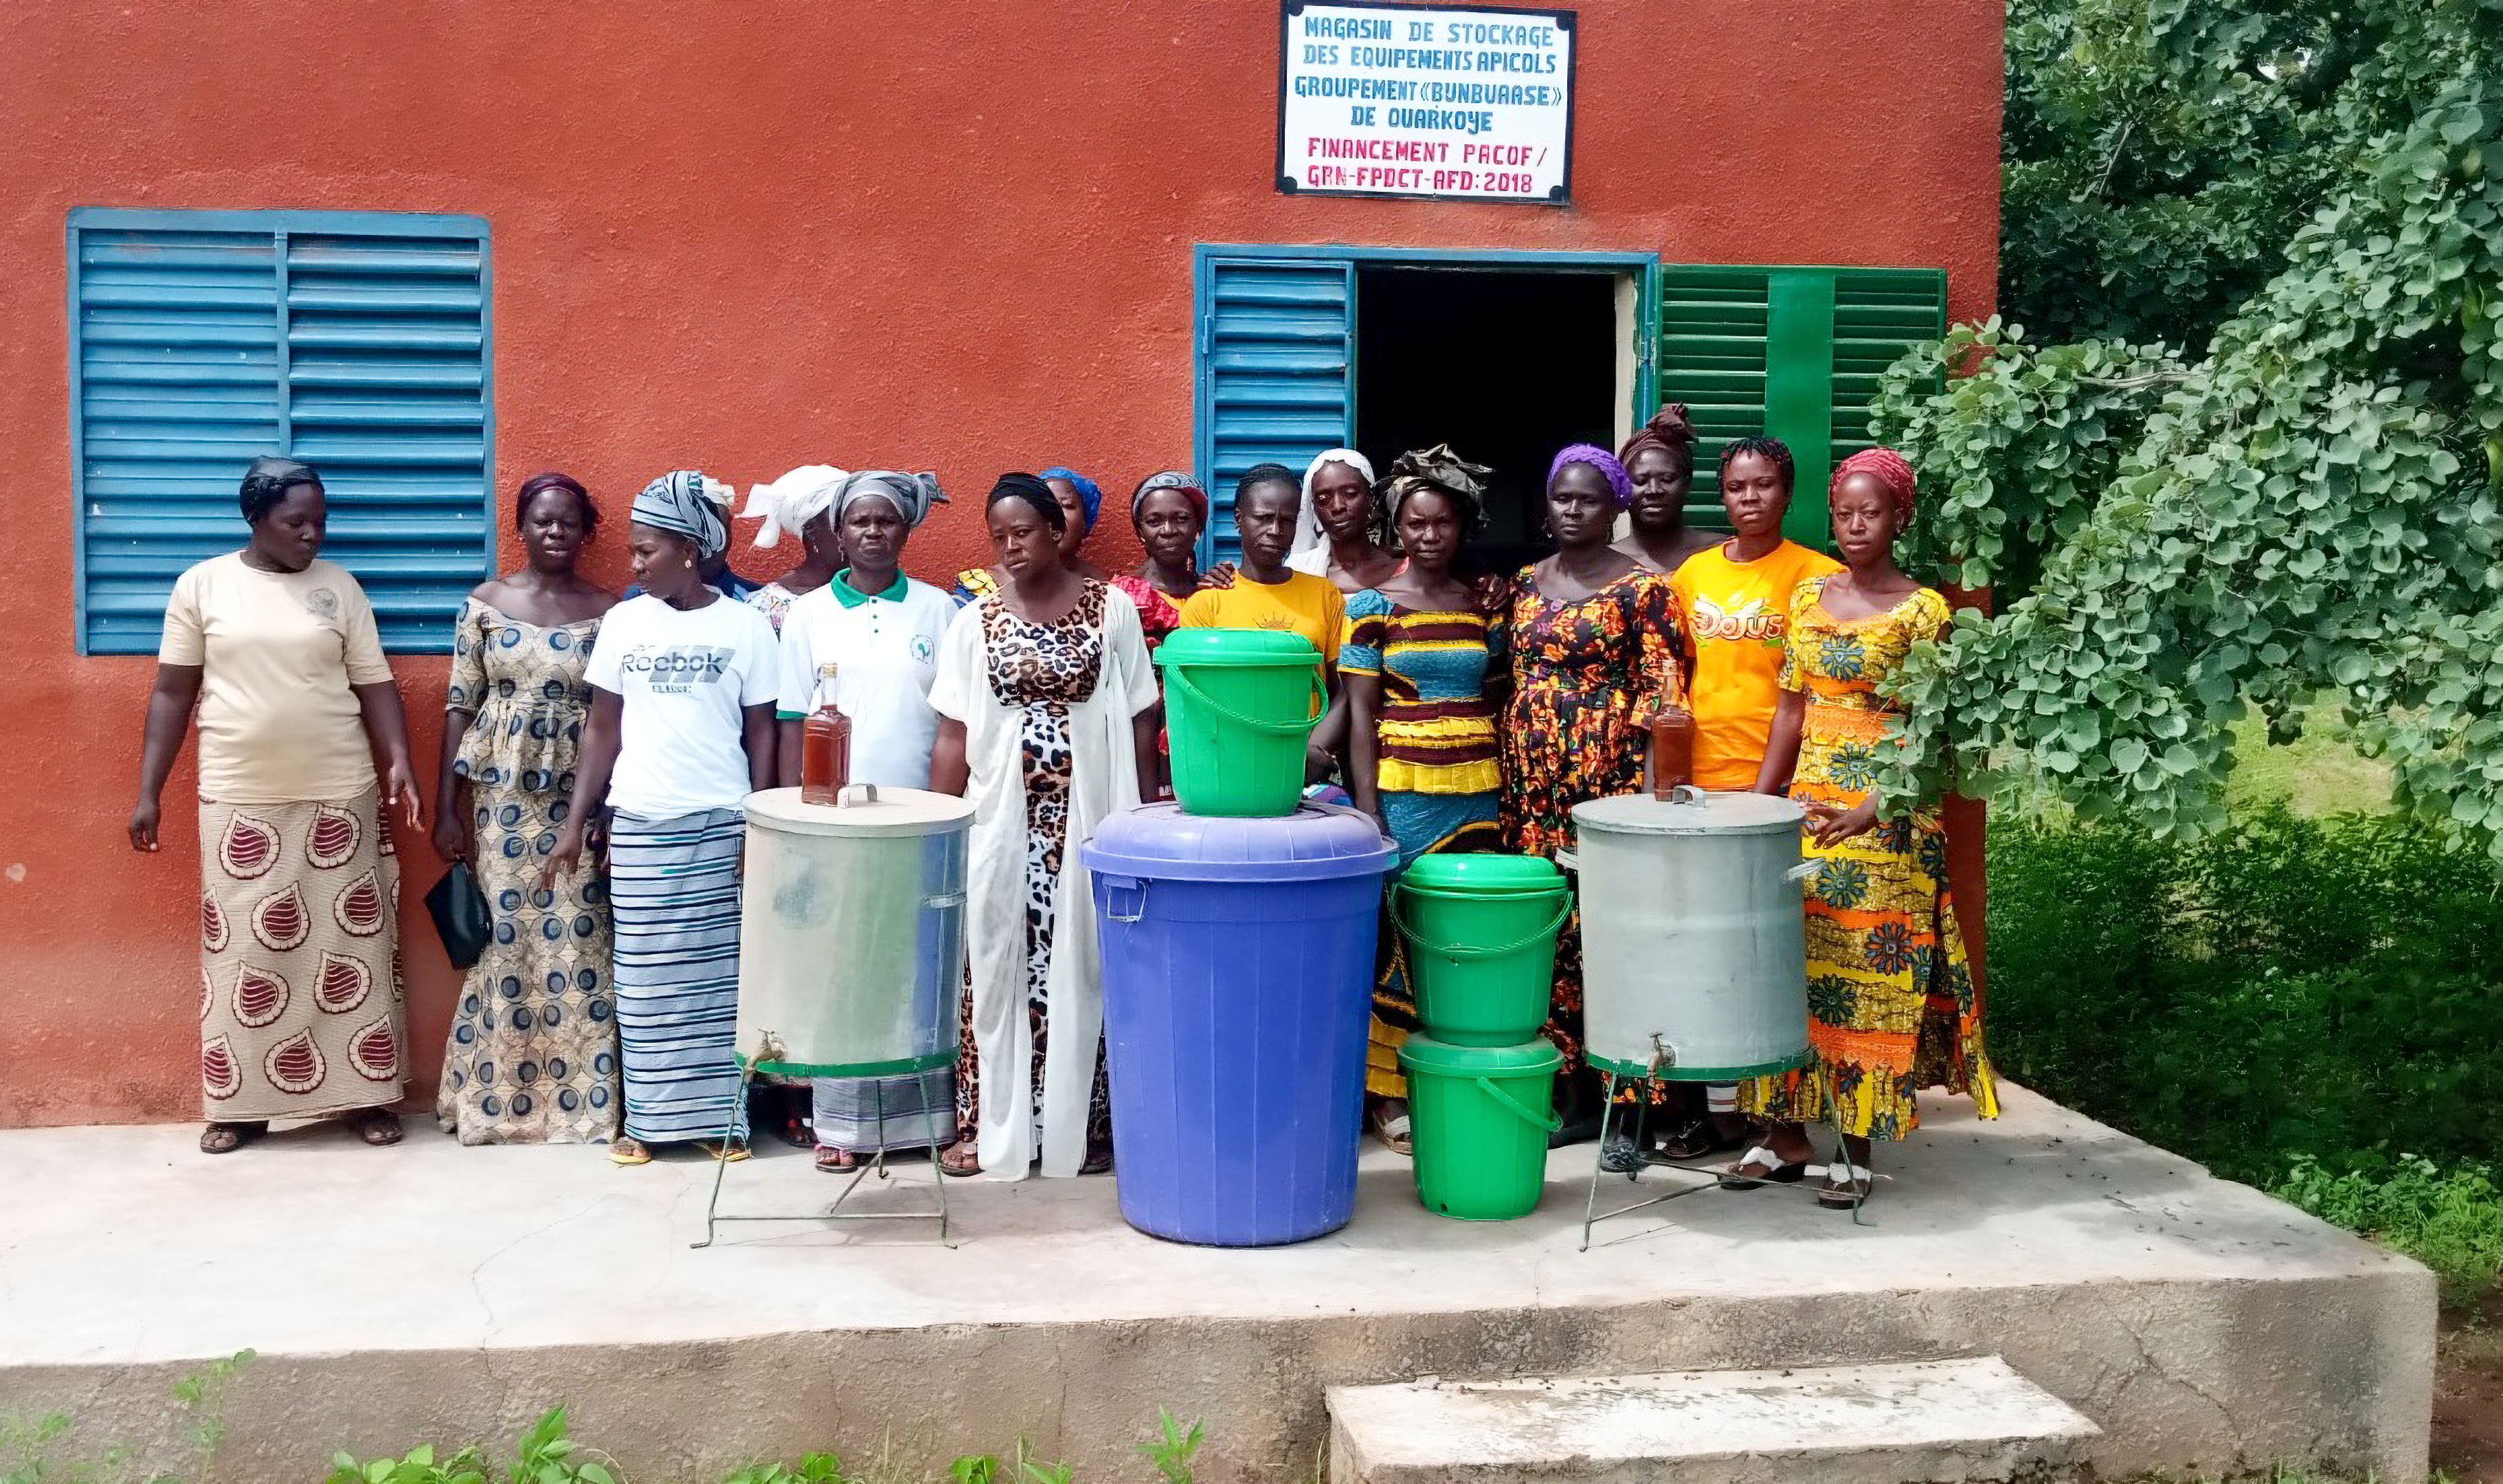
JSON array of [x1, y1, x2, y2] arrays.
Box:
[[1393, 854, 1570, 1046], [1400, 1033, 1562, 1221], [1156, 628, 1325, 818]]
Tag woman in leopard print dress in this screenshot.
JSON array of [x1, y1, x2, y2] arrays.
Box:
[[930, 473, 1160, 1180]]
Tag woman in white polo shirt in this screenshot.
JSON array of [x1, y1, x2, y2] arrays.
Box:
[[773, 468, 958, 1171]]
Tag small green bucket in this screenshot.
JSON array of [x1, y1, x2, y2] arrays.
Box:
[[1400, 1033, 1562, 1221], [1393, 854, 1570, 1046], [1156, 628, 1325, 818]]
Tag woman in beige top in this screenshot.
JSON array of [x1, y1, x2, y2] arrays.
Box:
[[130, 456, 423, 1155]]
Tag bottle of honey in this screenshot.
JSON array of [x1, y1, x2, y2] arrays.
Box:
[[800, 703, 852, 805], [1647, 704, 1696, 799]]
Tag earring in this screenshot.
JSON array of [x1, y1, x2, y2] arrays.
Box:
[[682, 556, 694, 569]]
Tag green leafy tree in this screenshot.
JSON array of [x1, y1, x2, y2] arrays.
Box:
[[1871, 0, 2503, 851]]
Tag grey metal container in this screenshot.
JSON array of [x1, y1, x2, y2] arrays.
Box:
[[1567, 787, 1810, 1083], [737, 785, 973, 1079]]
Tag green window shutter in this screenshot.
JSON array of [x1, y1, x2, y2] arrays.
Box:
[[1658, 264, 1948, 549]]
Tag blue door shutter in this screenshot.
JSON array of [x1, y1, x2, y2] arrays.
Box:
[[69, 209, 491, 654], [1193, 255, 1354, 565]]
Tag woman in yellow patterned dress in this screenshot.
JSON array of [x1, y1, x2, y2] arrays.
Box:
[[1730, 448, 1997, 1208]]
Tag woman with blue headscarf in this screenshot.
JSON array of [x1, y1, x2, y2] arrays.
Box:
[[953, 465, 1107, 603], [543, 470, 781, 1166], [1503, 445, 1692, 1164]]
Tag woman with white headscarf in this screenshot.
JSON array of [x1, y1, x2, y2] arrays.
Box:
[[739, 464, 849, 632], [543, 470, 780, 1165], [1288, 448, 1402, 594], [769, 469, 960, 1169]]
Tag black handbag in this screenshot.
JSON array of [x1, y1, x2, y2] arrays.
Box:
[[424, 860, 493, 969]]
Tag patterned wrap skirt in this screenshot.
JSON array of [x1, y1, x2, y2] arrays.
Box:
[[197, 789, 406, 1121], [609, 809, 750, 1144]]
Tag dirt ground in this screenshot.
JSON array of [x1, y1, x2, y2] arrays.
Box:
[[2434, 1294, 2503, 1484]]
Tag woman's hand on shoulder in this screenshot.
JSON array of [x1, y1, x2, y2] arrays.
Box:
[[1199, 563, 1239, 592], [1471, 570, 1511, 614]]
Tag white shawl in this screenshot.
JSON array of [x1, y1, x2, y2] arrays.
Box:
[[929, 583, 1155, 1179]]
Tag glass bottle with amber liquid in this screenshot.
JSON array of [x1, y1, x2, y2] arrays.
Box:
[[800, 662, 852, 805]]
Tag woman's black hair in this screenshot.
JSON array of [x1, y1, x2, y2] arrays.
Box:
[[514, 470, 600, 536], [1235, 462, 1300, 502], [238, 456, 322, 524], [988, 472, 1066, 532], [1717, 436, 1796, 495]]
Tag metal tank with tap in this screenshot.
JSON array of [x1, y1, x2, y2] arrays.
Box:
[[1568, 785, 1811, 1084]]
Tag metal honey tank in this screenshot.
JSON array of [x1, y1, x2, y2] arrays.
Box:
[[1569, 787, 1810, 1083], [737, 785, 974, 1079]]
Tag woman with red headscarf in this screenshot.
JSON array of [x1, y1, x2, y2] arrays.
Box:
[[1725, 447, 1997, 1208], [1110, 470, 1206, 651]]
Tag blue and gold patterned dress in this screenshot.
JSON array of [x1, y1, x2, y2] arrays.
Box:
[[436, 598, 621, 1145]]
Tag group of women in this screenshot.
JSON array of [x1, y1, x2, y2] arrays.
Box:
[[130, 414, 1995, 1206]]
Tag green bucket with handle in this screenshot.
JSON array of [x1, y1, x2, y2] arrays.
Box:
[[1156, 627, 1325, 818], [1393, 853, 1571, 1046], [1400, 1033, 1562, 1221]]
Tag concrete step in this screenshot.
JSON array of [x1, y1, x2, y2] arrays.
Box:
[[1327, 1356, 2102, 1484]]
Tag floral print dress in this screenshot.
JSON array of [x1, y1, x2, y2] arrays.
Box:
[[1499, 567, 1687, 1077], [436, 598, 620, 1145], [1739, 578, 1997, 1140]]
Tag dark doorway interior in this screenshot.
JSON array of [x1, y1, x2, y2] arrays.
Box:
[[1355, 267, 1619, 578]]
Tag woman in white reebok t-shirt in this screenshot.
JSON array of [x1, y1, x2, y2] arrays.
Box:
[[545, 470, 778, 1166]]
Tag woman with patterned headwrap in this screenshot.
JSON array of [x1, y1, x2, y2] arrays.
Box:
[[954, 464, 1110, 603], [1288, 448, 1404, 594], [738, 464, 850, 632], [930, 474, 1159, 1180], [1342, 445, 1507, 1150], [1503, 445, 1692, 1156], [1727, 448, 1997, 1207], [1615, 404, 1719, 574], [543, 470, 781, 1166], [1110, 470, 1208, 651]]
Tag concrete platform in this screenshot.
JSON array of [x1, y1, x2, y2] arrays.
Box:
[[0, 1085, 2433, 1483], [1326, 1357, 2102, 1484]]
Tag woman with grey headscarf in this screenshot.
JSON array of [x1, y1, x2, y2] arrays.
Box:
[[771, 469, 963, 1171], [543, 470, 781, 1165]]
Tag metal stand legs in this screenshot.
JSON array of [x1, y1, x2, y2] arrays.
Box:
[[693, 1068, 953, 1248], [1578, 1068, 1871, 1251]]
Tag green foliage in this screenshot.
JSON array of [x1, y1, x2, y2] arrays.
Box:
[[1871, 0, 2503, 851], [1134, 1411, 1204, 1484], [328, 1408, 622, 1484], [1, 1350, 253, 1484], [1985, 809, 2503, 1184], [2273, 1154, 2503, 1307]]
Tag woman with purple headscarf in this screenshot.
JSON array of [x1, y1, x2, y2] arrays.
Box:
[[1501, 444, 1692, 1152]]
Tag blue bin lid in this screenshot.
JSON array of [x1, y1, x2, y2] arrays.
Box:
[[1081, 801, 1397, 882]]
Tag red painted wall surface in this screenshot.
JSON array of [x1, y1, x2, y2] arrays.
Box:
[[0, 1, 2003, 1126]]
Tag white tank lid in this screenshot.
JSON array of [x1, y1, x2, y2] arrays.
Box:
[[1572, 789, 1805, 837], [743, 785, 976, 838]]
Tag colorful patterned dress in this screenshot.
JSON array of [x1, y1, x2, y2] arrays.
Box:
[[1740, 579, 1997, 1138], [1499, 567, 1687, 1077], [436, 599, 619, 1145], [1343, 590, 1505, 1097], [1108, 574, 1186, 652]]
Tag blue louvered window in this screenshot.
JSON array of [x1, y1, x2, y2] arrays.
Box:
[[69, 208, 493, 654], [1193, 254, 1354, 566]]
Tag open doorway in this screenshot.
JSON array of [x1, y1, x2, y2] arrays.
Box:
[[1355, 267, 1623, 576]]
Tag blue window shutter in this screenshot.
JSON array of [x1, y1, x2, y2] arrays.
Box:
[[1193, 254, 1353, 566], [70, 210, 491, 655]]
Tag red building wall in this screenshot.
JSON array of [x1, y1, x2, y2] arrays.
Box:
[[0, 1, 2003, 1126]]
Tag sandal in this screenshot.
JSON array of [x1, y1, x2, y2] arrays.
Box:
[[1720, 1145, 1811, 1189], [696, 1139, 750, 1163], [1656, 1116, 1745, 1162], [1370, 1100, 1414, 1156], [939, 1138, 981, 1178], [349, 1109, 403, 1147], [1079, 1140, 1114, 1176], [1819, 1167, 1876, 1209], [608, 1136, 653, 1167], [199, 1120, 266, 1155], [1599, 1126, 1649, 1174], [815, 1145, 860, 1173]]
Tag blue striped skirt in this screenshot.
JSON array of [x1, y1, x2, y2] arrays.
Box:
[[609, 808, 749, 1145]]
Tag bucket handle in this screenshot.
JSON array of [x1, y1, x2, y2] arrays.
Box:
[[1389, 881, 1571, 959], [1098, 874, 1149, 924], [1474, 1075, 1565, 1132], [1164, 663, 1325, 737]]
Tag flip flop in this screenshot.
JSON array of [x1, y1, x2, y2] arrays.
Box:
[[696, 1140, 750, 1163], [939, 1143, 982, 1178], [1371, 1107, 1414, 1156], [608, 1137, 653, 1167], [1720, 1145, 1812, 1189], [815, 1145, 860, 1173], [199, 1120, 266, 1155], [349, 1109, 403, 1147]]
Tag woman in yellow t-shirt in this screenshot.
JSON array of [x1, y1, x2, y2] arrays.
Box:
[[129, 456, 423, 1156]]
